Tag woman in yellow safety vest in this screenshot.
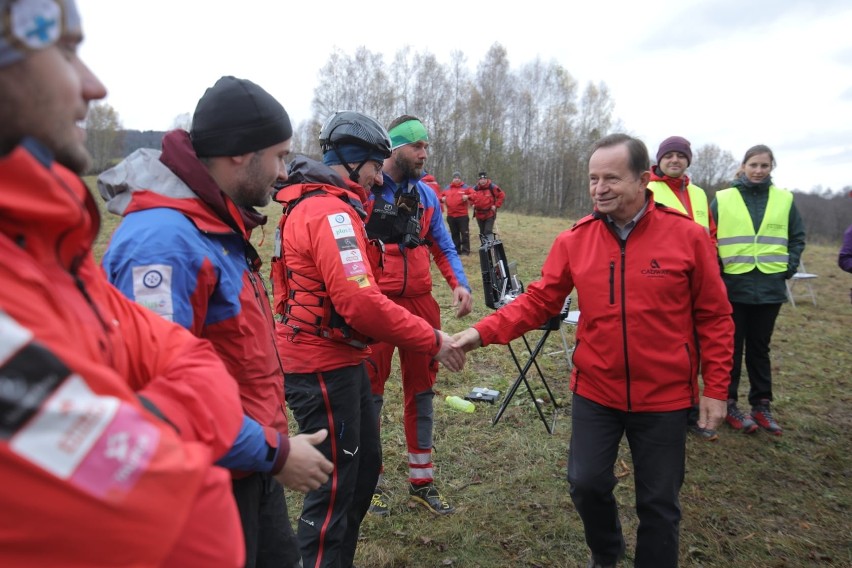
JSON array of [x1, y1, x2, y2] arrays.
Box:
[[710, 144, 806, 438]]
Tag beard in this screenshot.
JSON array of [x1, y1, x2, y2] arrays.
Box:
[[55, 140, 93, 175], [231, 152, 274, 208], [395, 152, 422, 180]]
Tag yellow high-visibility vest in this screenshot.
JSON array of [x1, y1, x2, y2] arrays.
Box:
[[647, 180, 710, 229], [716, 186, 792, 274]]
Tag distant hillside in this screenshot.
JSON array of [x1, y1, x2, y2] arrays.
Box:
[[122, 130, 166, 155]]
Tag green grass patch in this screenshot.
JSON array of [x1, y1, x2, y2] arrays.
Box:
[[88, 178, 851, 567]]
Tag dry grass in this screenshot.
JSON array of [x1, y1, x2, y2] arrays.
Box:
[[88, 180, 851, 567]]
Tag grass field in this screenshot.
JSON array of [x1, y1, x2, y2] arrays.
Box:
[[89, 183, 851, 568]]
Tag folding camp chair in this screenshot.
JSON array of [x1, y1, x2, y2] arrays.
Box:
[[785, 260, 818, 307]]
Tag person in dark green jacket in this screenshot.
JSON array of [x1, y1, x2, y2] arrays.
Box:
[[710, 144, 806, 437]]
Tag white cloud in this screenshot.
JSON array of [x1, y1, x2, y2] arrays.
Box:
[[76, 0, 852, 191]]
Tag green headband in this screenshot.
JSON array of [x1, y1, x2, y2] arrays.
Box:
[[388, 119, 428, 149]]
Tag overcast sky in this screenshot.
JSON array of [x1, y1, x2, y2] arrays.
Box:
[[76, 0, 851, 193]]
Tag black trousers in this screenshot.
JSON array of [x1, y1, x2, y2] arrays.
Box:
[[285, 363, 381, 568], [232, 473, 301, 568], [447, 215, 470, 254], [567, 394, 687, 568], [728, 302, 782, 406], [476, 216, 496, 239]]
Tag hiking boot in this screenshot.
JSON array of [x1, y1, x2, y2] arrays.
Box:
[[688, 423, 719, 442], [725, 400, 758, 433], [751, 400, 783, 436], [368, 486, 390, 517], [408, 482, 455, 515]]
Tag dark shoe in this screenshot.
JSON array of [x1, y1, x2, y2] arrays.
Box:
[[587, 559, 618, 568], [408, 482, 455, 515], [725, 400, 759, 433], [586, 540, 625, 567], [752, 399, 783, 436], [688, 423, 719, 441], [368, 486, 390, 517]]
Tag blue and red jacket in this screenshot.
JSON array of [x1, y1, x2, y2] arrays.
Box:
[[367, 175, 470, 298], [100, 130, 289, 474]]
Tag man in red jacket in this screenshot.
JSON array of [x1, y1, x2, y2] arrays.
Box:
[[454, 134, 733, 568], [0, 1, 273, 566], [442, 171, 473, 255], [469, 170, 505, 239]]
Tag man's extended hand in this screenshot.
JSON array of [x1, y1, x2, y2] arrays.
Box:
[[452, 286, 473, 318], [275, 429, 334, 493], [697, 396, 727, 432], [434, 330, 466, 371], [452, 328, 482, 353]]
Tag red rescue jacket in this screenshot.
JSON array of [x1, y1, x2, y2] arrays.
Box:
[[271, 157, 442, 373], [443, 180, 472, 217], [469, 179, 505, 220], [0, 140, 244, 567], [474, 197, 733, 412]]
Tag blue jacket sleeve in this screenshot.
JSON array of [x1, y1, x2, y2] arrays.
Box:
[[216, 415, 281, 473], [102, 208, 213, 332]]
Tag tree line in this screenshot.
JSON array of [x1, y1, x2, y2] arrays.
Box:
[[85, 42, 852, 241]]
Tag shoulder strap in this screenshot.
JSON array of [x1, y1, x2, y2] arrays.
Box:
[[283, 189, 327, 215]]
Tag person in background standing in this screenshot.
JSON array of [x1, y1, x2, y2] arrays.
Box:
[[711, 144, 806, 437], [648, 135, 719, 442], [365, 115, 472, 517], [839, 223, 852, 274], [469, 170, 505, 240], [840, 222, 852, 302], [442, 171, 473, 255]]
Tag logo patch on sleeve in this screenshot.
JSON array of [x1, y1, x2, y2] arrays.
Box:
[[339, 249, 364, 265], [10, 375, 159, 500], [0, 312, 160, 500], [132, 264, 174, 320], [0, 311, 61, 439], [335, 237, 359, 251], [347, 275, 371, 288], [327, 213, 356, 239]]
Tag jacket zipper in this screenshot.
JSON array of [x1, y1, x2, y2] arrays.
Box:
[[618, 242, 631, 411], [609, 261, 615, 304], [71, 265, 115, 367]]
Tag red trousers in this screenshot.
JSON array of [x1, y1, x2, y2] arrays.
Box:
[[367, 293, 440, 485]]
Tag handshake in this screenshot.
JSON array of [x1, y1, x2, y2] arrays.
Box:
[[433, 328, 484, 372]]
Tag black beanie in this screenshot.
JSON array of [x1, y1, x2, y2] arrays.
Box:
[[190, 76, 293, 157]]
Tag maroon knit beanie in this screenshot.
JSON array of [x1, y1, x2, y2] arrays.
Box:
[[656, 136, 692, 166]]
